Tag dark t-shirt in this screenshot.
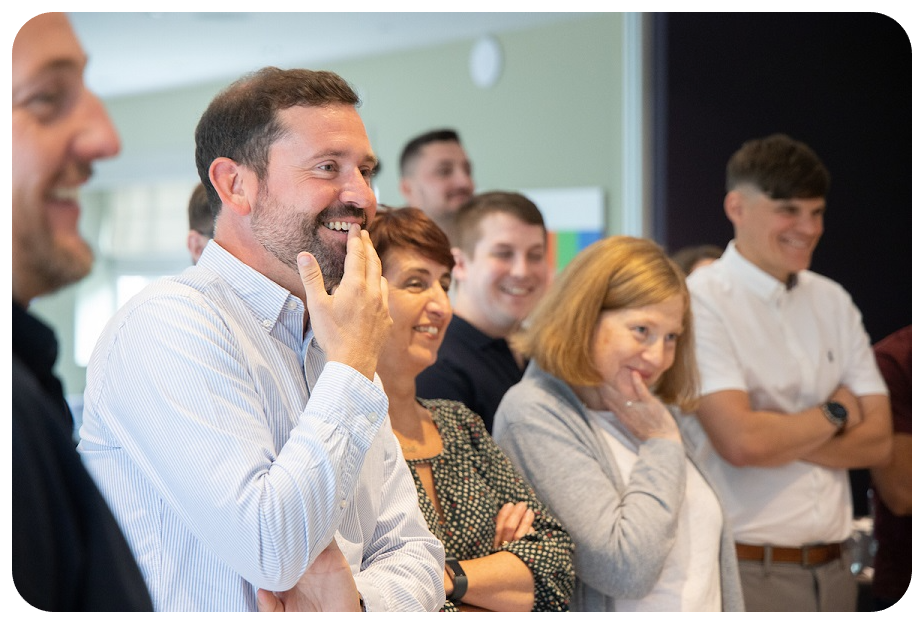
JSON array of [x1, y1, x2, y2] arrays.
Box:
[[416, 315, 525, 433], [871, 325, 912, 602], [12, 302, 153, 611]]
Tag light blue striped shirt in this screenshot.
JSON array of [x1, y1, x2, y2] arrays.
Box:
[[78, 241, 444, 611]]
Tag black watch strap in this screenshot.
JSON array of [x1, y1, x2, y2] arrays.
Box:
[[445, 557, 468, 603]]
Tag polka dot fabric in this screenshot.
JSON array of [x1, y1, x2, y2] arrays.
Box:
[[406, 398, 575, 611]]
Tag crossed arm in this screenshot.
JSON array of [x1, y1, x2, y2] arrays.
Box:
[[696, 388, 891, 468]]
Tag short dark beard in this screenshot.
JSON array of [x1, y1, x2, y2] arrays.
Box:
[[15, 222, 94, 300], [251, 191, 366, 293]]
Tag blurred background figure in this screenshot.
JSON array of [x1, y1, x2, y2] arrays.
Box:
[[186, 182, 213, 264], [12, 12, 152, 611], [869, 325, 911, 611], [370, 207, 575, 612], [416, 192, 549, 433], [494, 236, 743, 612], [670, 244, 723, 276], [398, 128, 475, 245]]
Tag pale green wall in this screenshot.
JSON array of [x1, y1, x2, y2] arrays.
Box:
[[33, 13, 628, 396], [342, 14, 625, 219], [92, 13, 626, 222]]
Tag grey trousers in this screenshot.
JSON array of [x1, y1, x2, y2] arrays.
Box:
[[738, 551, 857, 611]]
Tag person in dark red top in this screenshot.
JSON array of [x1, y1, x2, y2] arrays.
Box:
[[870, 325, 912, 610]]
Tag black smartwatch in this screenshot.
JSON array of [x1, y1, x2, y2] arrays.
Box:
[[445, 557, 468, 604], [820, 401, 848, 433]]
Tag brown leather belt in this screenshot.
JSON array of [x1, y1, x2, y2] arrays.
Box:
[[735, 542, 844, 567]]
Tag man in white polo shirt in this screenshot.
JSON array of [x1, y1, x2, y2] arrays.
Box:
[[685, 134, 891, 611]]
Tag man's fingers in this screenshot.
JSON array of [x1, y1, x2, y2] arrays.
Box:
[[257, 589, 283, 613], [361, 229, 384, 286], [380, 275, 390, 310], [339, 226, 384, 295], [339, 223, 365, 287], [298, 252, 328, 305]]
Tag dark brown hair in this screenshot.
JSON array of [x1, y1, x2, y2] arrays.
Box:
[[368, 206, 455, 273], [399, 128, 462, 177], [187, 183, 213, 237], [454, 191, 547, 257], [670, 244, 722, 276], [194, 67, 360, 217], [726, 133, 830, 199]]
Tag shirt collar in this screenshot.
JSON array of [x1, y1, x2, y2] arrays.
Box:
[[196, 241, 303, 331], [722, 240, 796, 303]]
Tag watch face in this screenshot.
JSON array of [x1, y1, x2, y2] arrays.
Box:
[[823, 401, 848, 432]]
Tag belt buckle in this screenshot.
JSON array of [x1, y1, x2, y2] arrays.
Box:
[[801, 544, 813, 567], [801, 543, 832, 568]]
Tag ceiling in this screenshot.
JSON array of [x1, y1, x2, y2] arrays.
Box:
[[68, 12, 595, 99]]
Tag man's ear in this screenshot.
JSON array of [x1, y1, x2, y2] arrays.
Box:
[[187, 231, 208, 264], [398, 177, 413, 204], [451, 247, 467, 282], [724, 190, 744, 226], [209, 157, 253, 217]]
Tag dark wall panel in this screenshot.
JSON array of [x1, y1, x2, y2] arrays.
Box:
[[654, 13, 911, 344]]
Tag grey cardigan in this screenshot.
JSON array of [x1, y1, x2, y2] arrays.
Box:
[[493, 362, 744, 612]]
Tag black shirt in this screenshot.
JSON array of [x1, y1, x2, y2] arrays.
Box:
[[12, 301, 153, 611], [415, 315, 525, 433]]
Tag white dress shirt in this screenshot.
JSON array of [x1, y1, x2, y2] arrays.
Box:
[[684, 241, 887, 546], [79, 241, 443, 611]]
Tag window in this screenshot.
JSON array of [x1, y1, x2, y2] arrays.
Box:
[[72, 181, 196, 366]]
